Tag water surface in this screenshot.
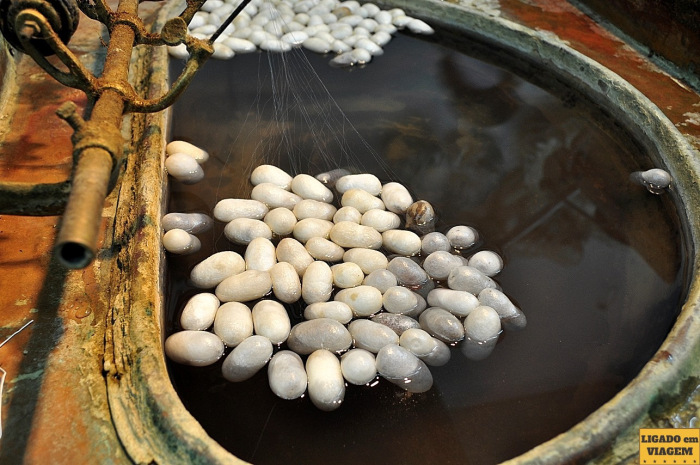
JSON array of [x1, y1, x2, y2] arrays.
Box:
[[165, 27, 687, 464]]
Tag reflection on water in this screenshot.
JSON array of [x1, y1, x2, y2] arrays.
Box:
[[165, 28, 687, 465]]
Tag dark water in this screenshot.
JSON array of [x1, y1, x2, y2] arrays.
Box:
[[165, 27, 688, 465]]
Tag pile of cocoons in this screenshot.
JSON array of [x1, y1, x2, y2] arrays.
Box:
[[169, 0, 435, 66], [163, 140, 527, 411]]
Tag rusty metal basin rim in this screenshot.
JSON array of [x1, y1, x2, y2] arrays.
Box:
[[105, 1, 700, 464]]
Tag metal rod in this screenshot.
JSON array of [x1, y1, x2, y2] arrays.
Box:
[[209, 0, 254, 44], [53, 0, 140, 268], [54, 147, 114, 268]]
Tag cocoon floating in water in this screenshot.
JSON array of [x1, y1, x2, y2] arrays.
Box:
[[250, 165, 293, 189], [349, 319, 399, 353], [306, 349, 345, 411], [302, 261, 334, 304], [190, 251, 245, 289], [166, 140, 209, 164], [344, 248, 388, 274], [375, 344, 433, 393], [215, 270, 272, 303], [268, 351, 307, 400], [163, 229, 201, 255], [276, 238, 314, 276], [213, 198, 269, 222], [287, 318, 353, 354], [468, 250, 503, 277], [304, 301, 354, 324], [244, 237, 277, 272], [335, 285, 383, 317], [180, 292, 220, 331], [419, 307, 465, 343], [165, 330, 224, 367], [264, 207, 298, 236], [269, 262, 302, 304], [213, 302, 253, 347], [252, 300, 291, 345], [223, 218, 273, 245], [363, 269, 398, 293], [165, 153, 204, 184], [221, 335, 274, 382], [341, 349, 377, 385], [162, 212, 213, 234]]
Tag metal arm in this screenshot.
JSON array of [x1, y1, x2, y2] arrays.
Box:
[[0, 0, 250, 268]]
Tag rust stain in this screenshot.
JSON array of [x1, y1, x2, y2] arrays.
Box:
[[499, 0, 700, 148]]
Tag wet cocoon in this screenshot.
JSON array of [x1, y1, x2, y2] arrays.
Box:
[[306, 349, 345, 411], [224, 218, 272, 244], [269, 262, 302, 303], [162, 212, 213, 234], [164, 161, 528, 410], [330, 221, 382, 249], [221, 335, 274, 382], [371, 313, 421, 336], [302, 261, 334, 303], [268, 351, 308, 399], [165, 153, 205, 184], [348, 319, 399, 353], [375, 344, 433, 393], [252, 300, 291, 344], [180, 293, 220, 330], [287, 318, 353, 354], [163, 229, 201, 254], [419, 307, 465, 343], [341, 349, 377, 385], [363, 269, 397, 293], [399, 328, 450, 366], [164, 331, 225, 367], [166, 140, 209, 163], [190, 251, 246, 289], [214, 302, 254, 347], [215, 270, 272, 302], [304, 301, 354, 324], [468, 250, 503, 277], [213, 198, 269, 222]]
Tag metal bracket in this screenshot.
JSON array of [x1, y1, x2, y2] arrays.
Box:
[[0, 0, 250, 268]]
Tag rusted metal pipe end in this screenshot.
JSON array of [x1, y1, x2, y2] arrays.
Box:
[[56, 240, 95, 268]]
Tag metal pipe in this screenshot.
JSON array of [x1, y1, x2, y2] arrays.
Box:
[[53, 0, 139, 268], [55, 147, 113, 267]]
